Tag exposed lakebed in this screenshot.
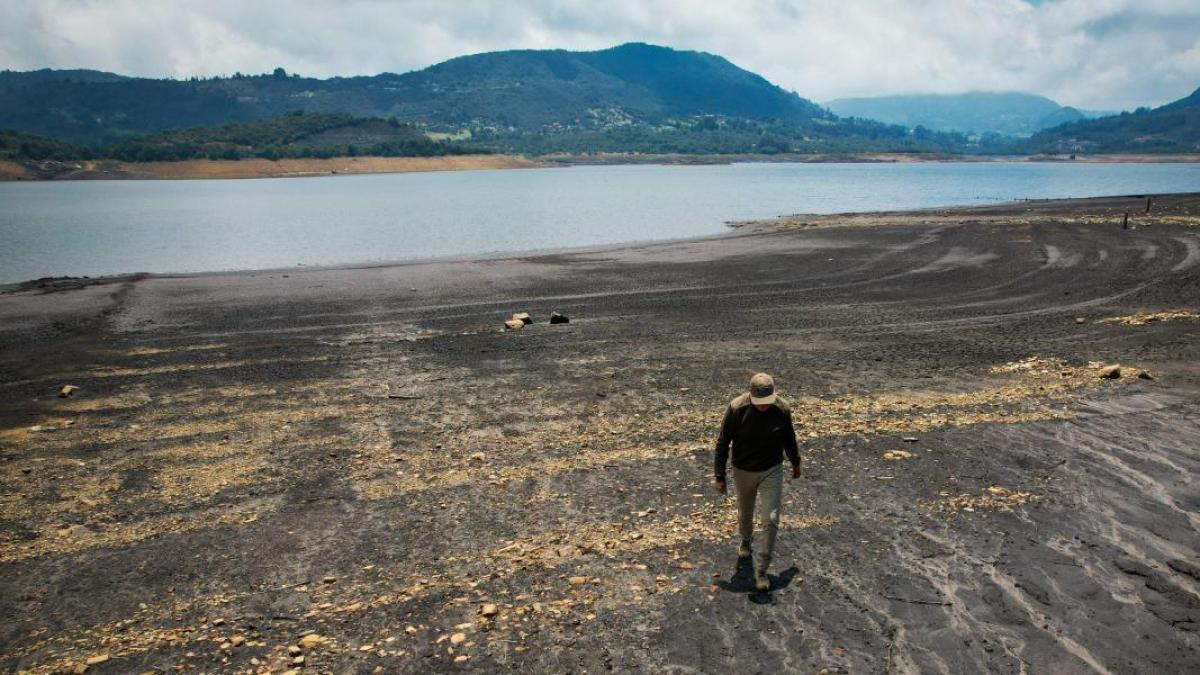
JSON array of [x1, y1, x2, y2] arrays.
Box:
[[1, 195, 1197, 673]]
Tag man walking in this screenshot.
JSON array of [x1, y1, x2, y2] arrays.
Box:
[[713, 373, 801, 591]]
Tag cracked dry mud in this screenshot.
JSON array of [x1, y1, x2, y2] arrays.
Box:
[[1, 193, 1198, 674]]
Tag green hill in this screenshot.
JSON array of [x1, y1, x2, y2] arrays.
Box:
[[0, 44, 826, 145], [0, 68, 131, 85], [394, 42, 827, 129], [0, 44, 986, 156], [0, 129, 83, 161], [1, 112, 480, 161], [824, 92, 1105, 137], [1023, 86, 1200, 153]]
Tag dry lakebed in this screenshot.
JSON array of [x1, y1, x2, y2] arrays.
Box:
[[1, 193, 1198, 674]]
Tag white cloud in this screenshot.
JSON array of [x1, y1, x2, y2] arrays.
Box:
[[0, 0, 1197, 110]]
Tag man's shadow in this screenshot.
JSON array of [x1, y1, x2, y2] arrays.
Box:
[[715, 558, 801, 604]]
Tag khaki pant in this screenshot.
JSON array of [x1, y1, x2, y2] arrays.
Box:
[[732, 463, 784, 570]]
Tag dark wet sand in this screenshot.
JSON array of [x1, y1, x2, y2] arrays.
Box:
[[1, 194, 1198, 674]]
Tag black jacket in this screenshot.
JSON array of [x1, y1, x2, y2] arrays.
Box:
[[714, 393, 800, 482]]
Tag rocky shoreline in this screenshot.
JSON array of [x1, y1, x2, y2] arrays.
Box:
[[1, 194, 1198, 673]]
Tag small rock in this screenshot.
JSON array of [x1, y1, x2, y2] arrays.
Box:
[[901, 436, 918, 443], [450, 632, 467, 645], [230, 635, 246, 647], [480, 603, 498, 617], [298, 633, 325, 649], [468, 452, 486, 463], [1137, 370, 1154, 380], [549, 312, 570, 324], [85, 654, 110, 666], [292, 655, 305, 666], [59, 384, 79, 398], [288, 645, 302, 656], [882, 450, 914, 461], [1074, 317, 1086, 325], [511, 312, 533, 325], [1098, 365, 1122, 379], [57, 524, 89, 538], [504, 319, 525, 330], [568, 576, 587, 586]]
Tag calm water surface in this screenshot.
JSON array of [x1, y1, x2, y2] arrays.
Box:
[[1, 161, 1198, 283]]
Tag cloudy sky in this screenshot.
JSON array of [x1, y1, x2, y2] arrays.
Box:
[[1, 0, 1197, 110]]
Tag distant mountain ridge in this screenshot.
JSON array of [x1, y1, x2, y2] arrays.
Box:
[[7, 44, 1189, 157], [0, 43, 827, 146], [0, 68, 131, 85], [1023, 86, 1200, 153], [404, 43, 827, 126], [824, 92, 1110, 137], [1, 43, 992, 156]]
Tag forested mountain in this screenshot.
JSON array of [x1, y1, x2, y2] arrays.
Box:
[[0, 44, 825, 145], [395, 42, 828, 128], [0, 68, 131, 85], [0, 113, 478, 161], [4, 45, 1195, 158], [1022, 86, 1200, 153], [825, 92, 1109, 137], [0, 129, 80, 161], [0, 43, 987, 156]]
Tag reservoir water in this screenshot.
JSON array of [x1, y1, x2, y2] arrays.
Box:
[[1, 161, 1198, 284]]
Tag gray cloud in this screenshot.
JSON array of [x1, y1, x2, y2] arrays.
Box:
[[1, 0, 1197, 110]]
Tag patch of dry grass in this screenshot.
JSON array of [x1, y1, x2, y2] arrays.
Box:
[[927, 485, 1038, 515], [1096, 310, 1200, 326]]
